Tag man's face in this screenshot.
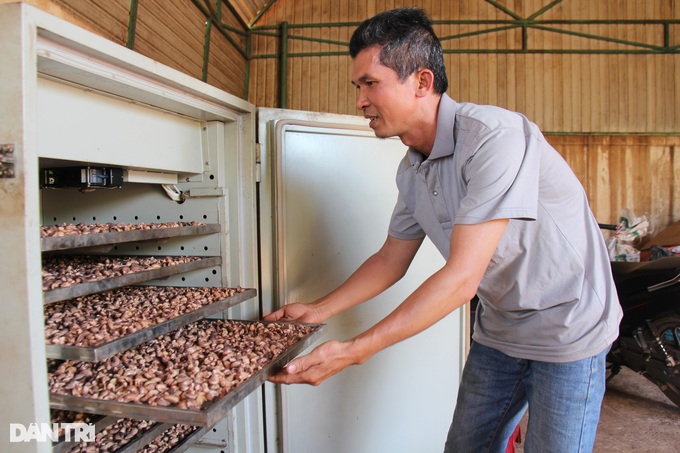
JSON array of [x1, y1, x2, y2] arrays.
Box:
[[351, 46, 420, 139]]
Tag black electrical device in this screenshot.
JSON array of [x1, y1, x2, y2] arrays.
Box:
[[41, 166, 124, 189]]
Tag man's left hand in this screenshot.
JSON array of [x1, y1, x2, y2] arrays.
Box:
[[269, 340, 358, 386]]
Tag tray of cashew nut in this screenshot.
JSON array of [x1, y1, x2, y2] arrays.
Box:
[[57, 419, 207, 453], [50, 411, 209, 453], [40, 222, 220, 252], [44, 286, 257, 362], [48, 319, 327, 427], [42, 255, 223, 305], [53, 416, 168, 453]]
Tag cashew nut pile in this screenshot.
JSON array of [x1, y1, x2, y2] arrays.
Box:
[[42, 255, 203, 291], [41, 221, 206, 238], [45, 286, 246, 347], [51, 409, 99, 426], [139, 424, 197, 453], [49, 320, 314, 410], [50, 410, 100, 442]]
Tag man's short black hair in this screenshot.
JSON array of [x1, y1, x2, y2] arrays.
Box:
[[349, 8, 448, 94]]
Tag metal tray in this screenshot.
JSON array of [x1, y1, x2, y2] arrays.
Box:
[[45, 288, 257, 362], [41, 224, 221, 252], [43, 256, 222, 305], [49, 321, 327, 427]]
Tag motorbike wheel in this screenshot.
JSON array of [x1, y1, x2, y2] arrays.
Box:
[[642, 313, 680, 408]]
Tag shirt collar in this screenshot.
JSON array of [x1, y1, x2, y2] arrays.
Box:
[[408, 93, 457, 165]]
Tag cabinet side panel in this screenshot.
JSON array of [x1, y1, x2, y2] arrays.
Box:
[[0, 4, 51, 453]]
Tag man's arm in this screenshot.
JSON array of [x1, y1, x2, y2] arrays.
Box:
[[264, 234, 424, 324], [269, 218, 508, 385]]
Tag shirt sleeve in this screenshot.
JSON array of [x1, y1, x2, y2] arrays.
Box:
[[388, 155, 426, 240], [388, 194, 426, 240], [455, 124, 540, 224]]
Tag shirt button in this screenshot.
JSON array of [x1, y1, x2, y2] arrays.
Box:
[[433, 190, 438, 196]]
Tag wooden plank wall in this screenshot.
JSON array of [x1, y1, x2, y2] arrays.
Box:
[[249, 0, 680, 229], [249, 0, 679, 134], [19, 0, 131, 45], [18, 0, 248, 97], [547, 136, 680, 228]]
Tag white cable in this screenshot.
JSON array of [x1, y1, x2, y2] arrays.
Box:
[[161, 184, 186, 203]]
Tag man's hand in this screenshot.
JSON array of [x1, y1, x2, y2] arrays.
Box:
[[263, 302, 322, 324], [264, 235, 424, 387], [269, 340, 359, 385]]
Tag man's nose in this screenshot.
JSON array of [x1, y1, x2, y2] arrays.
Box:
[[356, 90, 369, 111]]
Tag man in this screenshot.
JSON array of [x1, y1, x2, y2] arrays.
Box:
[[265, 8, 622, 453]]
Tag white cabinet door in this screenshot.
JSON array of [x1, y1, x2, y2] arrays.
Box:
[[258, 109, 468, 453]]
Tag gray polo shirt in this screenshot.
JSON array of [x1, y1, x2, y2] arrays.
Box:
[[388, 93, 622, 362]]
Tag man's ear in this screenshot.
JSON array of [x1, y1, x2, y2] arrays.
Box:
[[415, 69, 435, 97]]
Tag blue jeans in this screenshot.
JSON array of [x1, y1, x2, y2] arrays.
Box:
[[444, 342, 608, 453]]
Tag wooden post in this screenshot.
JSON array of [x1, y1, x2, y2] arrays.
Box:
[[279, 21, 288, 109]]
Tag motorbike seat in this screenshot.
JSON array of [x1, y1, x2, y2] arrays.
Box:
[[610, 256, 680, 293], [610, 255, 680, 276]]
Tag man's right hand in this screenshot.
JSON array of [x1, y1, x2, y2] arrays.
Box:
[[263, 302, 322, 324]]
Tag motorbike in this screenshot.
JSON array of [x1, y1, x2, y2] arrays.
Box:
[[601, 223, 680, 408]]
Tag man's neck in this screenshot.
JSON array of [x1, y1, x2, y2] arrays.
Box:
[[401, 95, 441, 156]]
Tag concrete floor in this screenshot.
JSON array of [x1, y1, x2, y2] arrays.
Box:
[[515, 366, 680, 452]]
